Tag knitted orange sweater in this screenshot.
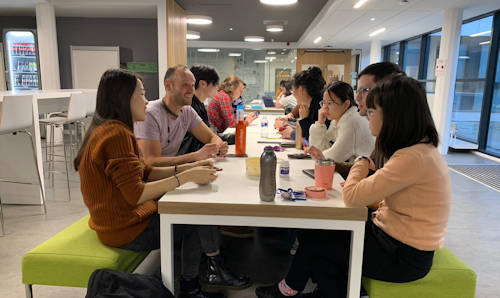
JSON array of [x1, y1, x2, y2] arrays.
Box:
[[79, 120, 156, 247]]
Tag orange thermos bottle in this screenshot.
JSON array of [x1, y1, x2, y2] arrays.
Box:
[[235, 105, 246, 155]]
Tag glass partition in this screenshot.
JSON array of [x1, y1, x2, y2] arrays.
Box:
[[187, 48, 297, 104]]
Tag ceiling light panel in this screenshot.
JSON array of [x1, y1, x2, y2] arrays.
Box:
[[266, 25, 284, 32], [229, 53, 242, 57], [245, 36, 265, 42], [369, 27, 386, 37], [197, 48, 220, 53], [187, 15, 213, 25], [353, 0, 369, 9], [260, 0, 298, 6], [469, 30, 491, 37], [186, 31, 200, 40]]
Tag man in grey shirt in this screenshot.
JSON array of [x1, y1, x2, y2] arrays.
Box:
[[134, 65, 249, 296], [135, 65, 228, 166]]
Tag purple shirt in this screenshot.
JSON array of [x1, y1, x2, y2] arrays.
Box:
[[134, 99, 202, 157]]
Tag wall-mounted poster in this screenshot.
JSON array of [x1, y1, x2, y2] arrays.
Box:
[[327, 64, 344, 82]]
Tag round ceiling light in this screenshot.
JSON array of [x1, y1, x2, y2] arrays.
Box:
[[266, 25, 284, 32], [197, 48, 220, 53], [187, 15, 213, 25], [260, 0, 298, 5], [245, 36, 265, 42], [186, 30, 200, 40]]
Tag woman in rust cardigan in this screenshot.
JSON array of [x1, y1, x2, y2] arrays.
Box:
[[74, 69, 224, 298]]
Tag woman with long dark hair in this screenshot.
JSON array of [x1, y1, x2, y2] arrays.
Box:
[[277, 66, 327, 140], [256, 75, 451, 298], [275, 80, 296, 112], [75, 69, 224, 298]]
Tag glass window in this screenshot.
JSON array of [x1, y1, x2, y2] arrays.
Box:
[[451, 16, 493, 144], [403, 38, 421, 78], [486, 45, 500, 157], [386, 43, 400, 65], [423, 31, 442, 92], [187, 48, 297, 103]]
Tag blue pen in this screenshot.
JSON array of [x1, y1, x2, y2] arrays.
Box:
[[302, 138, 310, 147]]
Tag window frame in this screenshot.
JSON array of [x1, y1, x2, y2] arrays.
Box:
[[382, 10, 500, 157]]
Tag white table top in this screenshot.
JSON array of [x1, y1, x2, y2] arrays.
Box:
[[158, 117, 367, 221], [0, 89, 95, 101]]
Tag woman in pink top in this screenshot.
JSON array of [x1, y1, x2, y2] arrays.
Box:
[[256, 75, 451, 298]]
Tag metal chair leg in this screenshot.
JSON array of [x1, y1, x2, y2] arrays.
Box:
[[63, 141, 71, 201], [22, 130, 48, 215], [50, 125, 55, 188], [25, 284, 33, 298], [0, 194, 5, 236]]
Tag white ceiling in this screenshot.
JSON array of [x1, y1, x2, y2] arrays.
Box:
[[0, 0, 158, 18], [1, 0, 500, 50], [299, 0, 500, 49]]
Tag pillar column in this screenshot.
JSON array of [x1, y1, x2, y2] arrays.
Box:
[[35, 2, 60, 90], [433, 8, 463, 155], [369, 39, 382, 64], [157, 0, 168, 98]]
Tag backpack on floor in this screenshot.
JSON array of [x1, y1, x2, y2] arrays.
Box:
[[86, 268, 174, 298]]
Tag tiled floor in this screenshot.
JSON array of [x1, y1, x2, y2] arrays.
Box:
[[0, 151, 499, 298]]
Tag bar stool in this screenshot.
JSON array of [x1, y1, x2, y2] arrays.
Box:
[[0, 95, 47, 236], [39, 92, 87, 200], [75, 90, 97, 140]]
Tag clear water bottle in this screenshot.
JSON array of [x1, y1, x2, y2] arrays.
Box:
[[260, 116, 269, 138], [259, 146, 277, 202]]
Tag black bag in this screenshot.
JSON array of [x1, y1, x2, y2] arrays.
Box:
[[86, 268, 174, 298]]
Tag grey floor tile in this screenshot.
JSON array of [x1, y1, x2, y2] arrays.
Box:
[[1, 150, 499, 297]]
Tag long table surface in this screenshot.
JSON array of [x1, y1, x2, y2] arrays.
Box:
[[158, 117, 367, 220]]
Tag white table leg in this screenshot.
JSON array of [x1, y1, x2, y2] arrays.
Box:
[[347, 221, 365, 298], [31, 95, 45, 205], [160, 214, 175, 294]]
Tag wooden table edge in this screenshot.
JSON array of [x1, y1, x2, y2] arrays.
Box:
[[158, 202, 368, 221]]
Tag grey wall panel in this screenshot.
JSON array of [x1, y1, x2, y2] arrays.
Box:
[[0, 16, 37, 43], [56, 17, 159, 99]]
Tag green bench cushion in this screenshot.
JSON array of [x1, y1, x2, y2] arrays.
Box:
[[362, 247, 476, 298], [22, 215, 149, 287]]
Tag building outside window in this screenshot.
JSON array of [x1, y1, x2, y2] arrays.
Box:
[[386, 43, 400, 65], [403, 37, 422, 78], [451, 15, 493, 144], [423, 31, 442, 92], [486, 44, 500, 156]]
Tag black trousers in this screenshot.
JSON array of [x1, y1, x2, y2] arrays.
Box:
[[284, 219, 434, 298], [120, 214, 220, 279]]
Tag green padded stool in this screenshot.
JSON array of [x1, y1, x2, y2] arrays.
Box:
[[362, 247, 476, 298], [22, 215, 149, 298]]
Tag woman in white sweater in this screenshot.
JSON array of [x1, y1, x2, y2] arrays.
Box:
[[306, 81, 375, 162]]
